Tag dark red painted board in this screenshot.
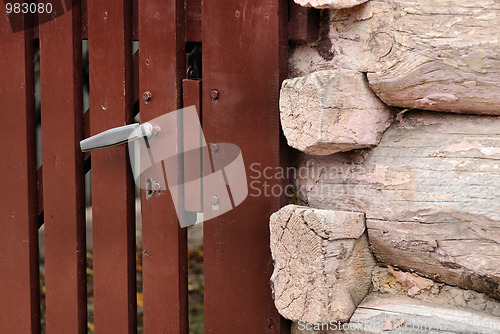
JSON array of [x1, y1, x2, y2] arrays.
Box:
[[185, 0, 201, 42], [138, 0, 188, 333], [38, 166, 44, 217], [37, 49, 139, 219], [182, 80, 202, 212], [87, 0, 137, 332], [182, 79, 201, 114], [81, 0, 139, 40], [83, 0, 202, 42], [0, 8, 40, 334], [202, 0, 289, 333], [39, 1, 87, 333]]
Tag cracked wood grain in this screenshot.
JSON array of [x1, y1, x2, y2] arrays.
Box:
[[270, 205, 375, 323], [290, 0, 500, 115], [280, 70, 394, 155], [294, 111, 500, 299], [294, 0, 368, 9], [347, 293, 500, 334]]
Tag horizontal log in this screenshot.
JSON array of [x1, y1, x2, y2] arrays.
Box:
[[294, 111, 500, 299], [291, 321, 343, 333], [294, 0, 368, 9], [290, 266, 500, 333], [347, 294, 500, 334], [372, 266, 500, 316], [289, 0, 500, 115]]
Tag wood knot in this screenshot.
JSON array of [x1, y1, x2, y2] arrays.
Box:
[[369, 32, 394, 59]]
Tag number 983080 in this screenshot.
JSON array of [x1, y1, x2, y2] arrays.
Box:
[[6, 2, 53, 14]]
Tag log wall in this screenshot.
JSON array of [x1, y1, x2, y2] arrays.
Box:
[[275, 1, 500, 332], [294, 111, 500, 299], [290, 0, 500, 115]]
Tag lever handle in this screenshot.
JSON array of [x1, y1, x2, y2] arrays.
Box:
[[80, 122, 153, 152]]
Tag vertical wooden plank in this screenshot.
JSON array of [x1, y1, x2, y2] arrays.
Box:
[[132, 0, 139, 40], [138, 0, 188, 333], [39, 1, 86, 333], [87, 0, 137, 333], [288, 2, 319, 42], [185, 0, 201, 42], [182, 80, 202, 212], [0, 7, 40, 334], [182, 79, 201, 114], [81, 0, 88, 39], [81, 0, 139, 40], [202, 0, 289, 333], [38, 166, 44, 217]]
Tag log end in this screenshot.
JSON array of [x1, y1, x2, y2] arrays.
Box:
[[280, 70, 394, 155], [270, 205, 376, 323]]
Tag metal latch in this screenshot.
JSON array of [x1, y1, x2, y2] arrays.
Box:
[[80, 122, 154, 152], [78, 106, 248, 228]]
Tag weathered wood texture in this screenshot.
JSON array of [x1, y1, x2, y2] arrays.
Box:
[[371, 266, 500, 316], [280, 69, 393, 155], [347, 294, 500, 334], [290, 0, 500, 115], [294, 111, 500, 299], [270, 205, 375, 323], [291, 322, 343, 334], [294, 0, 368, 9], [291, 265, 500, 333]]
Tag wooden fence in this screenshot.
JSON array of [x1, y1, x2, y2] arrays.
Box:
[[0, 0, 318, 332]]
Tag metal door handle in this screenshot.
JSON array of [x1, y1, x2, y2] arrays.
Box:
[[80, 122, 154, 152]]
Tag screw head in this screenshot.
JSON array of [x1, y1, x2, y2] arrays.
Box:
[[153, 182, 161, 192], [210, 143, 219, 153], [152, 126, 161, 135], [211, 195, 220, 211], [143, 91, 152, 103], [211, 195, 219, 204], [210, 89, 219, 101]]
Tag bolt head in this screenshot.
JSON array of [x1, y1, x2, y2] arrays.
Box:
[[143, 91, 152, 103], [210, 89, 219, 101], [211, 195, 220, 211], [210, 143, 219, 153], [211, 195, 219, 204], [152, 126, 161, 135]]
